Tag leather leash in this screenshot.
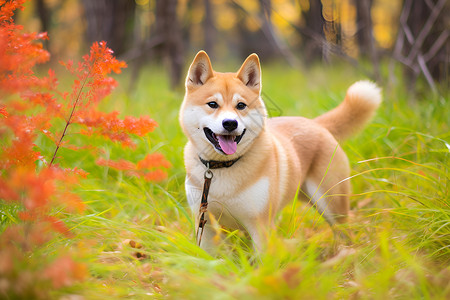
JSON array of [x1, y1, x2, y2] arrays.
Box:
[[196, 156, 241, 246]]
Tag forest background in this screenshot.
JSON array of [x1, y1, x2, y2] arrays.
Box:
[[15, 0, 449, 93], [0, 0, 449, 299]]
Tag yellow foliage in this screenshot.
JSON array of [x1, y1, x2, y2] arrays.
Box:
[[136, 0, 149, 6], [298, 0, 310, 12], [237, 0, 259, 13], [372, 0, 402, 48], [245, 18, 260, 32], [216, 5, 237, 30]]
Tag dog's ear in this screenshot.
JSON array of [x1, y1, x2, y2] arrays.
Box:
[[236, 53, 261, 92], [186, 51, 214, 88]]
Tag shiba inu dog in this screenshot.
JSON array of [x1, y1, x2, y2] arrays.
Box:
[[180, 51, 381, 253]]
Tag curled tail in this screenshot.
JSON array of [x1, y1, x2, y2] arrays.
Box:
[[314, 80, 382, 140]]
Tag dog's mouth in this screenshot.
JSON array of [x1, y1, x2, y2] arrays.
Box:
[[203, 127, 246, 155]]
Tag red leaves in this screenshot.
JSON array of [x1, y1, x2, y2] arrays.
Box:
[[0, 0, 26, 23], [88, 41, 127, 75], [97, 157, 136, 171], [0, 224, 86, 297], [76, 110, 158, 148], [137, 153, 171, 169], [124, 115, 159, 136], [0, 1, 168, 218], [0, 0, 53, 172], [0, 126, 40, 170], [48, 41, 127, 166], [97, 153, 171, 182], [43, 255, 87, 289], [61, 41, 127, 110], [0, 3, 50, 93], [0, 105, 8, 117], [0, 167, 85, 218], [0, 3, 170, 295]]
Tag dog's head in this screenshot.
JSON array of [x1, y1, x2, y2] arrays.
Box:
[[180, 51, 267, 160]]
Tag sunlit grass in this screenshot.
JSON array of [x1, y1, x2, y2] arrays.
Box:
[[2, 61, 449, 299]]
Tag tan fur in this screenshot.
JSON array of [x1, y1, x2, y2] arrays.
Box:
[[180, 51, 381, 253]]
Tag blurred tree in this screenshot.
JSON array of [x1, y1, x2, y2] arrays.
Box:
[[355, 0, 380, 80], [323, 0, 342, 55], [406, 0, 448, 88], [81, 0, 136, 56], [203, 0, 216, 58], [230, 0, 298, 65], [230, 1, 268, 59], [391, 0, 448, 93], [300, 0, 325, 62], [35, 0, 50, 49], [259, 0, 299, 66], [355, 0, 371, 54], [22, 0, 444, 93], [154, 0, 184, 88]]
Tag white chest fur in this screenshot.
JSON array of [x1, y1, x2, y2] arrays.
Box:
[[185, 169, 270, 230]]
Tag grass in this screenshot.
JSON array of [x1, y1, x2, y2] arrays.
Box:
[[3, 61, 450, 299]]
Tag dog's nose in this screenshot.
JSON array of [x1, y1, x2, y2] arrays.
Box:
[[222, 119, 238, 132]]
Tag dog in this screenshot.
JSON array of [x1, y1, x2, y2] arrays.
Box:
[[179, 51, 381, 253]]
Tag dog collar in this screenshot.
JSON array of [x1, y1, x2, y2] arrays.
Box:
[[198, 156, 241, 169]]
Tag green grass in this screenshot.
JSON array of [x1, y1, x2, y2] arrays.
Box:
[[2, 61, 450, 299]]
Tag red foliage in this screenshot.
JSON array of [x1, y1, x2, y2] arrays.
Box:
[[43, 255, 87, 289], [60, 41, 126, 109], [97, 153, 171, 182], [1, 0, 167, 223], [0, 2, 169, 296], [0, 105, 8, 117], [96, 157, 136, 171], [76, 110, 158, 148], [137, 153, 172, 169], [0, 0, 25, 22], [0, 0, 50, 94], [0, 167, 85, 220], [0, 223, 87, 298]]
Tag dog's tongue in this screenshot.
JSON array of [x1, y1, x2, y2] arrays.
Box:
[[217, 135, 237, 155]]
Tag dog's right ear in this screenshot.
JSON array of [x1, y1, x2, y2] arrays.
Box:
[[186, 51, 214, 88]]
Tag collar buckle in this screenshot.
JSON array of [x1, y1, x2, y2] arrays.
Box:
[[198, 156, 241, 169]]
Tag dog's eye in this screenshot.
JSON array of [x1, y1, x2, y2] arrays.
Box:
[[207, 101, 219, 109], [236, 102, 247, 110]]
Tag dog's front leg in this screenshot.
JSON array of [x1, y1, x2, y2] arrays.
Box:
[[198, 222, 222, 255], [242, 218, 267, 253]]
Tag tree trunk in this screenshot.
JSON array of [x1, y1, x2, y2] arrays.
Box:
[[391, 0, 448, 93], [81, 0, 135, 56], [259, 0, 300, 66], [301, 0, 325, 62], [154, 0, 184, 88], [355, 0, 380, 80], [406, 0, 448, 84], [203, 0, 215, 58], [35, 0, 50, 50]]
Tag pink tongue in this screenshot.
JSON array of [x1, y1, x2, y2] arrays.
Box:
[[217, 135, 237, 155]]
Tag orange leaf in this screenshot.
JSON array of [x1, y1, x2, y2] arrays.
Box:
[[137, 153, 171, 170], [143, 169, 167, 182], [0, 106, 8, 118], [44, 256, 86, 288], [44, 216, 73, 238], [96, 157, 136, 171], [60, 191, 85, 213]]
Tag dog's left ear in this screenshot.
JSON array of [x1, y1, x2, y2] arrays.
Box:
[[237, 54, 261, 92]]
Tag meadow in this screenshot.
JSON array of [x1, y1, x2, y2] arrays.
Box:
[[2, 58, 449, 299]]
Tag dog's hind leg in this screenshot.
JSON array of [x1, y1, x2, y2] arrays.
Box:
[[197, 223, 223, 255], [300, 143, 351, 226], [301, 178, 350, 225]]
